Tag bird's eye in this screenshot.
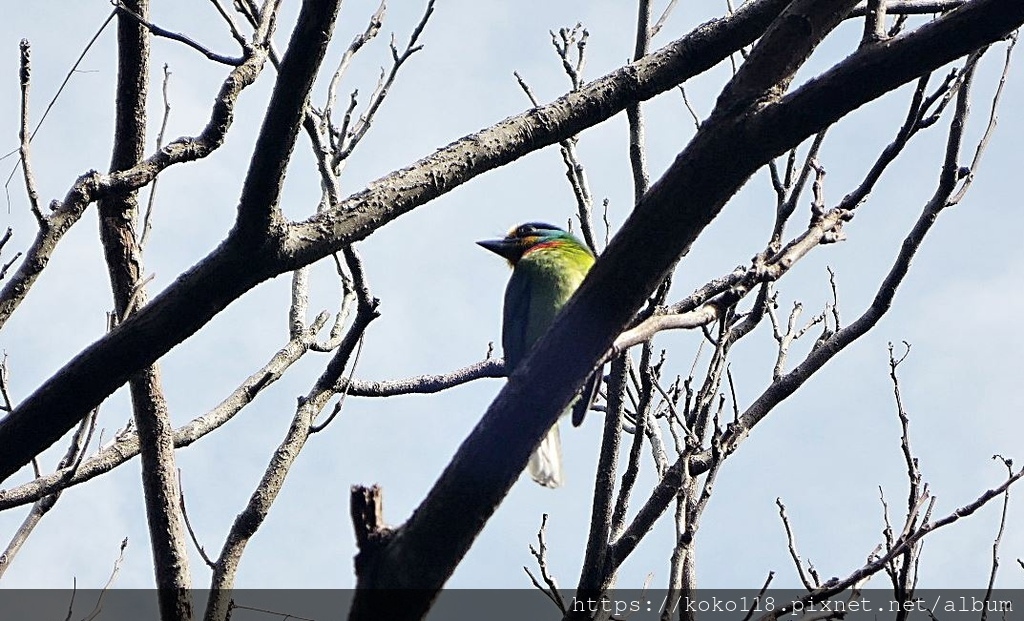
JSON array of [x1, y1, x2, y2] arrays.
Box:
[[518, 224, 536, 236]]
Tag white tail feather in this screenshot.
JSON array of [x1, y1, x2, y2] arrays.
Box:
[[527, 424, 563, 488]]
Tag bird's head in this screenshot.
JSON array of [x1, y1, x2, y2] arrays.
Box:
[[477, 222, 581, 266]]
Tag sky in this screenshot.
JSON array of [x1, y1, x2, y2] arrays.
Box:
[[0, 0, 1022, 599]]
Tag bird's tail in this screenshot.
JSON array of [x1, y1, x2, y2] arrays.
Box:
[[528, 424, 563, 488]]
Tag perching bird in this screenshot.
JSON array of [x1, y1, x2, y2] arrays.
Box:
[[477, 222, 598, 488]]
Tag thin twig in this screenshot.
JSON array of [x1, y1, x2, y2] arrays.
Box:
[[1, 10, 116, 164], [948, 35, 1016, 205], [17, 41, 44, 226], [777, 498, 816, 590], [310, 333, 365, 433], [208, 0, 248, 47], [526, 514, 566, 613], [111, 0, 243, 65], [82, 538, 128, 621], [981, 455, 1014, 621], [140, 65, 172, 251], [651, 0, 681, 39], [178, 469, 216, 569], [335, 0, 435, 162], [678, 85, 702, 129]]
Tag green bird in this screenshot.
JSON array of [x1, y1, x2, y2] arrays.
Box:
[[478, 222, 598, 488]]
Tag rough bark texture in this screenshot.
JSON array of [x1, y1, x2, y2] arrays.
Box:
[[0, 0, 791, 483], [346, 2, 1024, 619], [98, 2, 193, 619], [0, 0, 1017, 617]]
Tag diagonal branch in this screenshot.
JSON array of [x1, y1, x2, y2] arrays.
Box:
[[0, 0, 1019, 502], [0, 313, 330, 512], [0, 0, 794, 482], [349, 0, 862, 612], [17, 41, 44, 226], [346, 3, 1022, 616], [99, 2, 193, 617], [232, 0, 340, 243], [0, 3, 279, 332]]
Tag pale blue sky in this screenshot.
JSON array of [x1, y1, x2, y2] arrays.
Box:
[[0, 0, 1021, 593]]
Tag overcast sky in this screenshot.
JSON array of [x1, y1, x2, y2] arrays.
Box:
[[0, 0, 1021, 595]]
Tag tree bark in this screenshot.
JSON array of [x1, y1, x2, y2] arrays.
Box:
[[347, 2, 1024, 619], [98, 2, 193, 619], [0, 0, 792, 483]]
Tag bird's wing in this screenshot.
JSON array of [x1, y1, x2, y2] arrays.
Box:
[[502, 264, 533, 370], [571, 365, 603, 427]]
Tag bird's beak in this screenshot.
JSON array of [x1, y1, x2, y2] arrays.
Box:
[[476, 238, 519, 261]]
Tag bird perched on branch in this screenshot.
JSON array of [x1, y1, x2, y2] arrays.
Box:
[[477, 222, 599, 488]]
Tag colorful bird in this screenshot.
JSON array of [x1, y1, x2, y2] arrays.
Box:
[[477, 222, 598, 488]]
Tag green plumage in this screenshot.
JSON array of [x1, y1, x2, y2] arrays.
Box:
[[478, 222, 596, 488]]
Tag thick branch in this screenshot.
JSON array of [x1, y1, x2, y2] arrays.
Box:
[[347, 1, 1022, 616], [348, 0, 861, 611], [0, 0, 791, 482], [233, 0, 339, 243], [284, 0, 792, 264], [0, 5, 277, 331], [0, 318, 326, 511], [615, 40, 996, 567], [98, 1, 193, 616], [0, 0, 334, 483]]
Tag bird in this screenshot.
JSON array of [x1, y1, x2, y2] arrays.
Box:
[[477, 221, 599, 488]]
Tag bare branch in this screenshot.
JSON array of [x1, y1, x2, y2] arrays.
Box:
[[205, 244, 378, 621], [628, 2, 652, 204], [651, 0, 681, 39], [722, 46, 988, 461], [208, 0, 248, 47], [337, 357, 504, 396], [849, 0, 965, 17], [111, 0, 243, 65], [0, 2, 280, 332], [17, 40, 44, 226], [741, 572, 776, 621], [0, 10, 116, 165], [0, 405, 95, 579], [577, 356, 627, 593], [760, 467, 1024, 621], [82, 538, 129, 621], [678, 85, 702, 129], [525, 514, 565, 613], [610, 44, 999, 572], [139, 64, 172, 251], [982, 455, 1014, 621], [949, 33, 1016, 205], [335, 0, 435, 163], [777, 498, 818, 590], [0, 315, 329, 512], [178, 470, 216, 569], [860, 0, 889, 44], [611, 347, 656, 541], [100, 2, 194, 614], [324, 0, 385, 126]]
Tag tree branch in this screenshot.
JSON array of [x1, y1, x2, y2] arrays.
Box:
[[0, 0, 794, 482], [348, 4, 1019, 609], [0, 2, 279, 331], [98, 2, 193, 616], [348, 0, 867, 612]]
